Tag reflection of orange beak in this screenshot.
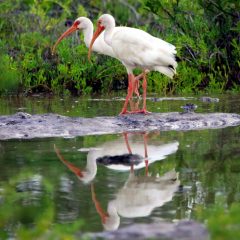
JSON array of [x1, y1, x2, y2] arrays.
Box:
[[52, 22, 78, 55], [91, 183, 109, 224], [88, 22, 105, 61], [54, 144, 83, 178]]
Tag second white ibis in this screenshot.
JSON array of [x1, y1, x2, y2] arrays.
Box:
[[89, 14, 178, 114]]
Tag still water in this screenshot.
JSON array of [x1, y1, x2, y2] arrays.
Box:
[[0, 94, 240, 238]]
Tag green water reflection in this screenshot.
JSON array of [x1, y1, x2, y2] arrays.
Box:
[[0, 94, 240, 239]]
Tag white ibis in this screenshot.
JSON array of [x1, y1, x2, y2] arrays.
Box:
[[88, 14, 178, 114], [54, 132, 179, 184], [91, 169, 180, 231], [52, 17, 145, 106]]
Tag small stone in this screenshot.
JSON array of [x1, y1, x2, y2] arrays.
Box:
[[181, 103, 198, 113], [199, 97, 219, 103]]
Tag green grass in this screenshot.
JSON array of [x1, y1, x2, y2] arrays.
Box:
[[0, 0, 239, 95]]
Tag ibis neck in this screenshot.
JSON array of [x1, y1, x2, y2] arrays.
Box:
[[104, 21, 115, 47], [103, 201, 120, 231], [82, 153, 97, 183], [83, 23, 94, 48]]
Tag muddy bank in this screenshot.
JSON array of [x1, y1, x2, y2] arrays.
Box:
[[84, 220, 209, 240], [0, 111, 240, 140]]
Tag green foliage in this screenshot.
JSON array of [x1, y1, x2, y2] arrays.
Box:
[[0, 170, 84, 240], [143, 0, 240, 93], [0, 41, 20, 93], [197, 203, 240, 240], [0, 0, 239, 96]]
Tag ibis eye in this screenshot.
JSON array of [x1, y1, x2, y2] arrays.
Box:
[[65, 19, 73, 27]]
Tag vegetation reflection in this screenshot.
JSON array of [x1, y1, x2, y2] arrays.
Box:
[[1, 127, 240, 239]]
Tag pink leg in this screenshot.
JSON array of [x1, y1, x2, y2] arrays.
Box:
[[133, 78, 140, 97], [138, 70, 151, 114], [134, 80, 140, 97], [123, 132, 132, 154], [145, 160, 149, 176], [130, 76, 140, 111], [133, 70, 150, 98], [134, 72, 148, 98], [142, 72, 147, 113], [120, 74, 135, 114], [123, 132, 134, 173]]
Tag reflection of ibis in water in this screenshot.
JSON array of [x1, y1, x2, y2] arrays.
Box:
[[96, 133, 178, 173], [91, 169, 180, 231], [54, 132, 179, 184]]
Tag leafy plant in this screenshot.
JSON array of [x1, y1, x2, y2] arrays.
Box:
[[0, 0, 239, 96], [0, 52, 20, 93]]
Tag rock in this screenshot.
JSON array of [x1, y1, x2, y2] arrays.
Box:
[[199, 97, 219, 102], [180, 103, 198, 113], [84, 220, 209, 240], [0, 112, 240, 140], [150, 97, 194, 102]]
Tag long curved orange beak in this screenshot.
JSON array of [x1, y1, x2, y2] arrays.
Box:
[[52, 22, 79, 55], [91, 183, 109, 224], [88, 22, 105, 61], [54, 144, 83, 178]]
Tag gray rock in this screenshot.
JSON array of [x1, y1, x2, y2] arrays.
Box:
[[150, 97, 195, 102], [84, 220, 209, 240], [0, 112, 240, 140], [199, 97, 219, 102], [180, 103, 198, 113]]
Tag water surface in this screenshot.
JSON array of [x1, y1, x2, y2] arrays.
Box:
[[0, 94, 240, 238]]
